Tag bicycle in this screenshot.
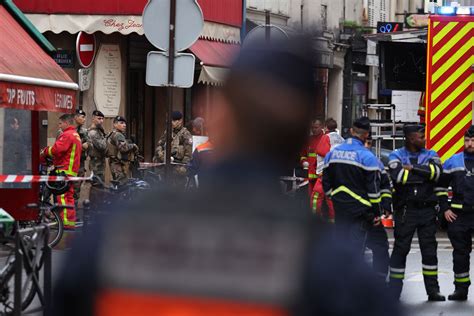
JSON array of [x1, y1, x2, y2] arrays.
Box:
[[17, 167, 72, 248], [0, 212, 52, 315]]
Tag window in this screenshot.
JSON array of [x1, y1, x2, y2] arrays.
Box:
[[0, 108, 32, 189]]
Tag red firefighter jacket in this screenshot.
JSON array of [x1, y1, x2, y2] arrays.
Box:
[[42, 126, 82, 176], [300, 133, 324, 180]]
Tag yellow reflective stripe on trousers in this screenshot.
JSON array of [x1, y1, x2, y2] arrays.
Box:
[[331, 186, 372, 207], [451, 203, 463, 209], [429, 164, 435, 180], [381, 193, 392, 199], [309, 174, 318, 179], [312, 192, 319, 213], [308, 153, 317, 158], [455, 277, 470, 283], [402, 170, 409, 185], [48, 146, 53, 157], [60, 194, 75, 226], [436, 192, 448, 196]]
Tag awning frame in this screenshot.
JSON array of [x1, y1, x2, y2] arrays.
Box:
[[0, 74, 78, 90]]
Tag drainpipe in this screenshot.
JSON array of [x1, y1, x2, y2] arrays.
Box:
[[241, 0, 247, 42]]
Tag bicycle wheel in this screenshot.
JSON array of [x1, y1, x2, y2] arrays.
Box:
[[46, 210, 64, 248], [0, 255, 37, 314]]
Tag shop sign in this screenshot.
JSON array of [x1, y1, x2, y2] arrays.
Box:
[[0, 82, 75, 113], [377, 22, 403, 33], [52, 50, 75, 68]]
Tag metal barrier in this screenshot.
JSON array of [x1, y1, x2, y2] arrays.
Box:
[[12, 224, 51, 316]]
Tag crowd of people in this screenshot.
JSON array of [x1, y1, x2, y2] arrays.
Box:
[[302, 115, 474, 302]]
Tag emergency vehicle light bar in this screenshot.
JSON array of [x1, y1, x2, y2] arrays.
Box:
[[435, 6, 474, 15]]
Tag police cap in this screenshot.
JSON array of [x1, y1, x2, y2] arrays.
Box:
[[75, 109, 86, 116], [353, 117, 371, 131], [171, 111, 183, 121], [113, 116, 127, 123], [92, 110, 105, 118], [403, 124, 424, 136], [465, 125, 474, 138]]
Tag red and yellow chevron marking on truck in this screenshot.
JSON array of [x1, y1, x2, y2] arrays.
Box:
[[425, 15, 474, 162]]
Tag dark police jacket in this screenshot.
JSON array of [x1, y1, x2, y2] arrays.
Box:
[[379, 160, 393, 212], [439, 152, 474, 213], [388, 147, 443, 210], [322, 137, 382, 218]]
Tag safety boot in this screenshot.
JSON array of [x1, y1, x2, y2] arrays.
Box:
[[427, 292, 446, 301], [448, 288, 468, 301]]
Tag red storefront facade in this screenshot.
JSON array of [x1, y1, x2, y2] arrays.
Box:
[[1, 2, 78, 218]]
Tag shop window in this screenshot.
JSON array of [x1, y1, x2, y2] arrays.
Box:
[[0, 109, 32, 189]]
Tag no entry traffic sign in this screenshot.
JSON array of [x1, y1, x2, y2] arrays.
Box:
[[76, 32, 96, 68]]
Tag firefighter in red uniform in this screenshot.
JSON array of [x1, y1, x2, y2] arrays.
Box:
[[40, 114, 82, 230], [300, 119, 324, 195], [313, 118, 344, 221]]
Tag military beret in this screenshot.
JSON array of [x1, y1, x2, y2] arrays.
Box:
[[353, 117, 371, 131], [465, 125, 474, 138], [403, 124, 425, 136], [113, 115, 127, 123], [75, 109, 86, 116], [171, 111, 183, 121], [92, 110, 105, 118]]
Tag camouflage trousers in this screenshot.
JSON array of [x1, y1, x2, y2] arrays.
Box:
[[89, 157, 106, 210], [89, 157, 106, 183]]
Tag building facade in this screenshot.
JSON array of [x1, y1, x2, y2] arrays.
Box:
[[13, 0, 243, 161]]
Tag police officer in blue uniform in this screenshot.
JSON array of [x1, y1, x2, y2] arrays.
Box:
[[322, 117, 382, 253], [388, 124, 445, 301], [439, 125, 474, 301]]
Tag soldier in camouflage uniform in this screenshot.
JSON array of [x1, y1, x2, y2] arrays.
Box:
[[107, 116, 138, 184], [73, 109, 89, 204], [87, 110, 107, 182], [153, 111, 193, 176]]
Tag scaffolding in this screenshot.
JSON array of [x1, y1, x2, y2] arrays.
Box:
[[362, 104, 405, 158]]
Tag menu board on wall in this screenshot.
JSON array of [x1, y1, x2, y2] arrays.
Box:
[[94, 44, 122, 117]]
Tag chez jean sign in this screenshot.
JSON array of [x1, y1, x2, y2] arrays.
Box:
[[103, 18, 143, 33]]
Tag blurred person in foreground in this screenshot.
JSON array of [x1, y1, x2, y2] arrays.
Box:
[[53, 36, 401, 316]]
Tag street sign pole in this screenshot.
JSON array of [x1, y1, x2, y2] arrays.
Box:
[[165, 0, 177, 179]]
